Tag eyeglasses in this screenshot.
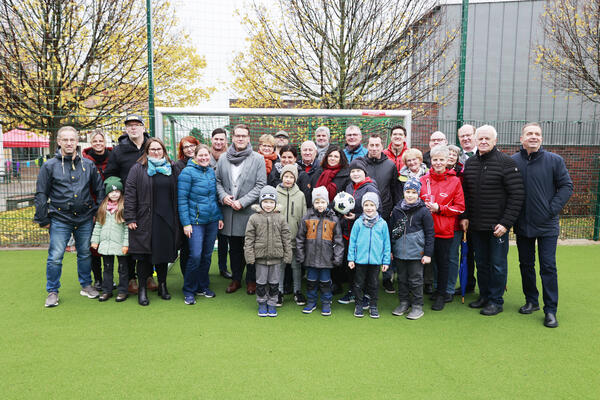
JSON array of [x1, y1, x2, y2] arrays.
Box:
[[183, 145, 196, 150]]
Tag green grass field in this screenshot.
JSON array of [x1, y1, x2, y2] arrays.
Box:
[[2, 246, 599, 399]]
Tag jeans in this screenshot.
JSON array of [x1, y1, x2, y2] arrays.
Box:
[[256, 263, 281, 306], [516, 235, 559, 314], [279, 249, 301, 293], [446, 231, 463, 294], [306, 267, 332, 305], [433, 237, 453, 296], [183, 222, 218, 297], [471, 230, 509, 305], [101, 255, 128, 294], [46, 218, 93, 292], [395, 259, 424, 306], [353, 264, 379, 306]]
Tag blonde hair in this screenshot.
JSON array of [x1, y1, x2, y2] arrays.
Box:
[[402, 148, 423, 164], [96, 194, 125, 225], [259, 134, 275, 147]]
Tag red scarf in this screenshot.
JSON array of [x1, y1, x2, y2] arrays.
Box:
[[316, 164, 342, 201], [352, 176, 374, 192], [259, 151, 278, 175]]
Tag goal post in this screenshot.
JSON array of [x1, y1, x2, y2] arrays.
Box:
[[155, 107, 412, 159]]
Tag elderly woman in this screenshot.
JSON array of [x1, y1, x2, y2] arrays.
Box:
[[316, 145, 350, 202], [419, 145, 465, 311], [124, 138, 179, 306], [258, 134, 279, 176], [447, 145, 464, 176], [83, 129, 112, 290], [268, 144, 300, 187], [399, 148, 428, 183], [445, 144, 465, 299]]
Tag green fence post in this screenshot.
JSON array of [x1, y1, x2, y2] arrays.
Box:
[[455, 0, 469, 143], [593, 155, 600, 241], [146, 0, 156, 138]]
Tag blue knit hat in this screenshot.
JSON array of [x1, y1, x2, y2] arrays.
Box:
[[404, 178, 421, 193]]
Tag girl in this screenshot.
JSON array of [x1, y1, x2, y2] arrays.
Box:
[[91, 176, 129, 302]]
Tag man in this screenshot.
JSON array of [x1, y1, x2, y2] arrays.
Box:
[[216, 124, 267, 294], [512, 123, 573, 328], [208, 128, 233, 279], [274, 130, 290, 156], [343, 125, 368, 162], [461, 125, 524, 316], [423, 131, 448, 168], [297, 140, 323, 206], [314, 126, 331, 163], [362, 134, 398, 293], [457, 124, 477, 293], [383, 125, 408, 173], [34, 126, 105, 307], [104, 114, 153, 293]]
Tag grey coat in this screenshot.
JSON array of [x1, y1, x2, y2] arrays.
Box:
[[216, 151, 267, 236]]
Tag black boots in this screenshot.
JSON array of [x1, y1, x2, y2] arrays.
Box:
[[138, 278, 149, 306], [158, 282, 171, 300]]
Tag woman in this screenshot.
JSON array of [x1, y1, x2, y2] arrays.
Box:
[[258, 134, 279, 176], [445, 144, 465, 299], [124, 138, 179, 306], [178, 144, 224, 305], [173, 136, 200, 276], [396, 148, 429, 203], [419, 145, 465, 312], [446, 145, 464, 176], [316, 145, 350, 202], [82, 129, 112, 290], [268, 144, 300, 187]]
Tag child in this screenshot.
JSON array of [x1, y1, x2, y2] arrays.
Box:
[[347, 192, 390, 318], [296, 187, 344, 316], [244, 186, 292, 317], [91, 176, 129, 302], [389, 179, 434, 320], [276, 164, 307, 306]]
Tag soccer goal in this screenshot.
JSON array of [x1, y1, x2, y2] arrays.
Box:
[[155, 107, 412, 159]]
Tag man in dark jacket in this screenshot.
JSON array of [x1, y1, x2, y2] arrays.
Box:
[[34, 126, 105, 307], [512, 123, 573, 328], [461, 125, 524, 316], [297, 140, 322, 206]]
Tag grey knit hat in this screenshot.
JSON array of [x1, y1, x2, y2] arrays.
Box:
[[259, 186, 278, 205], [312, 186, 329, 205], [362, 192, 380, 209], [280, 164, 298, 182]]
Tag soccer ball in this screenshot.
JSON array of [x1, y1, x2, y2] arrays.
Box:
[[333, 192, 355, 215]]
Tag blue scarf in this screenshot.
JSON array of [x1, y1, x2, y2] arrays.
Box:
[[147, 157, 172, 176]]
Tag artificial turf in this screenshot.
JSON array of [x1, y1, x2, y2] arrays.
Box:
[[2, 246, 599, 399]]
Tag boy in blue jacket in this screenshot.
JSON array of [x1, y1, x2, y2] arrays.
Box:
[[348, 192, 390, 318], [389, 179, 434, 320]]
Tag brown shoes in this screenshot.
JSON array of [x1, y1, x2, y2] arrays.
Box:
[[246, 281, 256, 295], [226, 280, 242, 294], [128, 279, 138, 294], [98, 293, 113, 302], [147, 276, 158, 292], [116, 293, 128, 302]]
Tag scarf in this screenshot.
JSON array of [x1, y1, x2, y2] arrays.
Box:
[[107, 200, 119, 214], [226, 143, 253, 166], [362, 213, 380, 228], [259, 151, 278, 175], [352, 176, 374, 191], [88, 149, 108, 165], [147, 157, 172, 176], [316, 164, 341, 202], [400, 198, 424, 211]]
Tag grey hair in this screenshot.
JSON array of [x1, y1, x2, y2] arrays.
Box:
[[301, 140, 317, 151], [458, 124, 475, 136], [346, 125, 361, 135], [430, 145, 450, 159], [57, 125, 78, 139], [447, 144, 462, 156], [315, 126, 330, 138], [475, 125, 498, 140]]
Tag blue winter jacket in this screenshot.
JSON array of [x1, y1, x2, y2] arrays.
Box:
[[390, 199, 435, 260], [177, 159, 223, 226], [347, 215, 391, 266], [344, 144, 368, 162], [511, 147, 573, 237]]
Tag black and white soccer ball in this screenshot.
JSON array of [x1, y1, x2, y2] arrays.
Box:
[[333, 192, 355, 215]]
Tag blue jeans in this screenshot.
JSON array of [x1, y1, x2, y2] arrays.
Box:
[[446, 231, 463, 294], [471, 230, 509, 305], [516, 235, 559, 314], [46, 218, 93, 292], [306, 267, 332, 304], [183, 222, 218, 297]]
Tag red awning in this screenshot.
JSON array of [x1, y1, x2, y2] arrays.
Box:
[[2, 128, 50, 148]]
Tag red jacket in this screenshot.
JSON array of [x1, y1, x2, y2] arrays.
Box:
[[420, 169, 465, 238], [383, 142, 407, 173]]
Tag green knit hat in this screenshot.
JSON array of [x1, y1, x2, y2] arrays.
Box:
[[104, 176, 123, 193]]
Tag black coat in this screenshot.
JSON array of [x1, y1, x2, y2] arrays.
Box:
[[462, 147, 525, 231], [361, 154, 398, 219], [124, 162, 180, 256], [297, 159, 323, 206], [104, 133, 150, 185], [512, 147, 573, 237]]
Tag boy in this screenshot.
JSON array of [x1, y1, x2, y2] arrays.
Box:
[[389, 179, 434, 320], [276, 164, 307, 306], [347, 192, 390, 318], [296, 187, 344, 316], [244, 186, 292, 317]]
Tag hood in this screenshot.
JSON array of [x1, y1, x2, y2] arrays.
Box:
[[277, 183, 302, 196]]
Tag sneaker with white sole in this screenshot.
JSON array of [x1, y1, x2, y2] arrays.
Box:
[[302, 303, 317, 314], [80, 285, 99, 299], [45, 292, 59, 308], [392, 302, 410, 316], [369, 306, 380, 319], [406, 305, 424, 320], [202, 288, 216, 298], [354, 304, 364, 318], [258, 303, 268, 317], [276, 292, 283, 307], [184, 295, 196, 305], [293, 291, 306, 306], [338, 291, 355, 304]]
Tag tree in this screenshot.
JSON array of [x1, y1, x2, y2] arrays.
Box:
[[535, 0, 600, 103], [0, 0, 211, 150], [232, 0, 457, 110]]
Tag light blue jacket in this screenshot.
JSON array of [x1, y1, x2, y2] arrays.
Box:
[[178, 159, 223, 226], [347, 215, 391, 266]]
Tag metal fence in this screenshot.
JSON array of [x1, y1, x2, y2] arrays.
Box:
[[0, 115, 598, 246]]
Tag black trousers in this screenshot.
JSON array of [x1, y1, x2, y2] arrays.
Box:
[[217, 233, 229, 272], [228, 236, 255, 283], [466, 229, 476, 290], [136, 256, 168, 285], [353, 264, 379, 306], [433, 237, 453, 296], [102, 255, 129, 294], [395, 259, 424, 306]]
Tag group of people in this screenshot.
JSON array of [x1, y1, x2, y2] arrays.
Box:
[[34, 116, 573, 327]]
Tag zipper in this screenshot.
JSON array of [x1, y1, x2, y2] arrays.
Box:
[[367, 225, 373, 265]]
